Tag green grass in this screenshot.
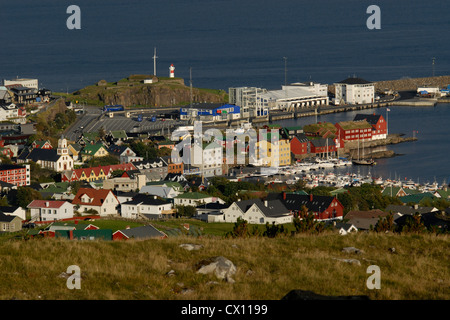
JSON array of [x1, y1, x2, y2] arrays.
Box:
[[75, 219, 145, 232], [0, 231, 448, 300]]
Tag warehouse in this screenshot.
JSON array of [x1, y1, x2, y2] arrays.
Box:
[[179, 103, 241, 122]]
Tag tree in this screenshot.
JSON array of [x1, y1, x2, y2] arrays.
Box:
[[226, 217, 251, 238], [175, 205, 196, 218], [374, 213, 395, 233], [293, 205, 326, 234], [401, 214, 427, 233], [263, 222, 287, 238], [13, 187, 43, 209]]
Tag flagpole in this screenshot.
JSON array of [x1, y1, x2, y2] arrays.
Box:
[[386, 107, 389, 136]]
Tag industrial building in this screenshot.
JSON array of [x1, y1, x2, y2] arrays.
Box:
[[179, 103, 240, 122], [3, 78, 39, 90], [229, 82, 328, 117]]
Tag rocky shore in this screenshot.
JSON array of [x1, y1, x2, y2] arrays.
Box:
[[343, 134, 417, 159]]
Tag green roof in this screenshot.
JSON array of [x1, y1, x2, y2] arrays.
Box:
[[284, 126, 303, 131], [82, 132, 99, 141], [337, 120, 372, 130], [81, 143, 107, 155], [399, 193, 435, 204], [435, 189, 450, 199], [40, 182, 70, 194], [175, 192, 210, 199], [110, 130, 127, 139]]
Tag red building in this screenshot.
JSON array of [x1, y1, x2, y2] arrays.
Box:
[[309, 138, 337, 157], [32, 140, 53, 149], [268, 193, 344, 221], [0, 164, 30, 186], [335, 120, 373, 141], [353, 113, 387, 140], [290, 133, 309, 157]]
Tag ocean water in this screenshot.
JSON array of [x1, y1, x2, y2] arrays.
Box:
[[1, 0, 449, 92]]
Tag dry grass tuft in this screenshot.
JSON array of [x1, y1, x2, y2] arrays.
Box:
[[0, 232, 448, 300]]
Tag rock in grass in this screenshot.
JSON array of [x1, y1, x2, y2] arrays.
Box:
[[333, 258, 361, 266], [196, 256, 237, 283], [179, 243, 203, 251], [342, 247, 365, 255]]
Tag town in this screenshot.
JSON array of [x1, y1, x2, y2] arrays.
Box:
[[0, 74, 449, 242]]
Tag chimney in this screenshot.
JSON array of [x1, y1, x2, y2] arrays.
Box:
[[414, 204, 419, 210], [45, 201, 49, 207], [126, 225, 130, 229], [310, 194, 313, 202], [264, 200, 268, 207], [282, 192, 286, 200]]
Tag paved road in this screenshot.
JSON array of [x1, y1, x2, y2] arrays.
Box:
[[64, 105, 187, 141]]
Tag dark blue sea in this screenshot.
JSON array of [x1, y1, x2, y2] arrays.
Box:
[[1, 0, 449, 183], [1, 0, 449, 92]]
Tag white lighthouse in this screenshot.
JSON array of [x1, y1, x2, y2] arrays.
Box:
[[169, 64, 175, 78]]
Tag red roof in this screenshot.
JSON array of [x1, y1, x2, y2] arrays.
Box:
[[72, 188, 118, 207], [27, 200, 69, 209], [69, 163, 137, 181]]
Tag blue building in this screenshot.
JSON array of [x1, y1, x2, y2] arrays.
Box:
[[180, 103, 241, 121]]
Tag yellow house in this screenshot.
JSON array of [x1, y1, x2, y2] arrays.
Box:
[[68, 144, 82, 161], [80, 143, 109, 162], [255, 132, 291, 167]]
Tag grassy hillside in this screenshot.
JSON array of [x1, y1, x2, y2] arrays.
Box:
[[0, 230, 447, 300]]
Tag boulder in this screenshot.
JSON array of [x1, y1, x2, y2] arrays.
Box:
[[196, 256, 236, 283], [334, 258, 361, 266], [342, 247, 365, 255], [282, 290, 370, 300], [179, 243, 203, 251]]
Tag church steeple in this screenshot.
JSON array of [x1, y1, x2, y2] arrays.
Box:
[[57, 135, 68, 156]]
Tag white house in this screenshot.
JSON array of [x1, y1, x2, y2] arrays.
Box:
[[174, 192, 225, 207], [121, 194, 174, 219], [0, 205, 26, 220], [223, 198, 292, 225], [71, 188, 120, 216], [27, 200, 74, 222], [334, 77, 375, 105], [139, 184, 181, 199]]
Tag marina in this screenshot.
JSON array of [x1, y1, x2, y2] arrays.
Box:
[[233, 156, 446, 193]]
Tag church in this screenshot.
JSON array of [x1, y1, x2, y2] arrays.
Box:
[[17, 136, 74, 172]]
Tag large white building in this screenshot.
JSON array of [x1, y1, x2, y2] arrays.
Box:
[[229, 83, 328, 117], [3, 78, 39, 90], [188, 141, 223, 177], [334, 77, 375, 105]]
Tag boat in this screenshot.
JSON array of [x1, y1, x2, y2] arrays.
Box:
[[352, 137, 376, 165], [352, 159, 376, 166]]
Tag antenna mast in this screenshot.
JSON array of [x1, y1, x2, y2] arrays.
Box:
[[190, 67, 193, 109], [153, 47, 158, 76]]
